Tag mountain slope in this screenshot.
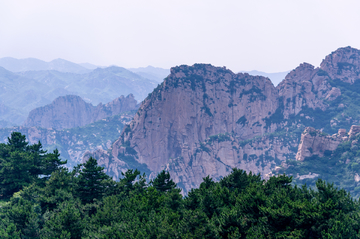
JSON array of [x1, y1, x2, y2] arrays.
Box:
[[280, 125, 360, 198], [0, 57, 91, 74], [0, 66, 158, 125], [128, 66, 170, 83], [0, 111, 136, 168], [23, 94, 138, 130], [87, 46, 360, 193]]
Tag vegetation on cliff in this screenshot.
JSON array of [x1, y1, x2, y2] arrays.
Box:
[[281, 132, 360, 198], [1, 133, 360, 238], [0, 111, 135, 168]]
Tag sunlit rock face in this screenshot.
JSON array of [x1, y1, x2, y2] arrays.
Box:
[[89, 47, 360, 193]]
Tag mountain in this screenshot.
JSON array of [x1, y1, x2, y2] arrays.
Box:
[[0, 66, 53, 125], [87, 46, 360, 193], [128, 66, 170, 83], [280, 125, 360, 197], [241, 70, 290, 86], [16, 66, 159, 104], [24, 94, 138, 130], [0, 66, 158, 125], [0, 111, 135, 168], [78, 62, 101, 70], [0, 57, 91, 74]]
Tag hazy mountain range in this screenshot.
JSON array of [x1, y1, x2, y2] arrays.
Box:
[[2, 47, 360, 196], [240, 70, 290, 86], [0, 59, 171, 127], [78, 46, 360, 196], [0, 57, 289, 128]]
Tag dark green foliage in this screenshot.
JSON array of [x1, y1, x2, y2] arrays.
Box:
[[199, 142, 211, 153], [220, 168, 261, 192], [0, 132, 66, 198], [117, 153, 151, 176], [123, 124, 131, 134], [1, 134, 360, 238], [76, 157, 110, 204], [239, 86, 266, 102], [264, 97, 284, 128], [152, 170, 176, 192], [236, 115, 247, 126], [282, 134, 360, 198], [207, 133, 231, 144]]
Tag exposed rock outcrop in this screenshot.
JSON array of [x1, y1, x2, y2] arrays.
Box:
[[295, 127, 343, 161], [24, 94, 138, 130], [118, 64, 279, 173], [277, 63, 334, 119], [0, 111, 134, 167], [87, 46, 360, 192], [320, 46, 360, 83], [296, 125, 360, 161]]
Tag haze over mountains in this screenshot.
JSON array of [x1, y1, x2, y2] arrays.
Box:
[[0, 58, 171, 127], [0, 57, 289, 128], [4, 49, 360, 196], [79, 46, 360, 196], [0, 57, 93, 74], [241, 70, 290, 86]]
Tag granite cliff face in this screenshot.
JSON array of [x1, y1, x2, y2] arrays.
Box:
[[88, 46, 360, 192], [296, 125, 360, 161], [91, 64, 285, 190], [120, 64, 279, 170], [320, 47, 360, 84], [277, 63, 335, 118], [24, 94, 138, 130]]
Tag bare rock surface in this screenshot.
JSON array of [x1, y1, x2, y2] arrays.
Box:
[[296, 126, 360, 161], [296, 127, 343, 161], [320, 46, 360, 83], [86, 47, 360, 192], [24, 94, 138, 130]]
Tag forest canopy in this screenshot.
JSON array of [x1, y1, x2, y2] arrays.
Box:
[[1, 133, 360, 238]]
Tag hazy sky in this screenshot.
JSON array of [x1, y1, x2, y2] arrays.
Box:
[[1, 0, 360, 72]]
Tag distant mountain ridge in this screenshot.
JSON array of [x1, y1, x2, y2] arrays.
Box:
[[23, 94, 139, 130], [0, 111, 135, 168], [86, 46, 360, 194], [128, 66, 170, 83], [241, 70, 290, 86], [0, 65, 158, 125], [0, 57, 92, 74]]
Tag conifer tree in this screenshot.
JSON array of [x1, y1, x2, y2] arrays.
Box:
[[0, 132, 66, 198], [152, 170, 176, 192], [76, 157, 109, 204]]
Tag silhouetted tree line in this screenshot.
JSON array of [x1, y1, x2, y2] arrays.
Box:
[[1, 132, 360, 238]]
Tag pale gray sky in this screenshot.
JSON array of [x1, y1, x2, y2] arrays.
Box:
[[1, 0, 359, 72]]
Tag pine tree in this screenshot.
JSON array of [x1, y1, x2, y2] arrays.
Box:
[[152, 170, 176, 192], [76, 157, 109, 204], [0, 132, 66, 198]]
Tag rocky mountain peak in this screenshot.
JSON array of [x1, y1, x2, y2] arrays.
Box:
[[320, 46, 360, 83], [281, 62, 315, 84], [87, 46, 360, 193], [276, 61, 333, 118], [23, 94, 138, 130], [101, 63, 282, 189]]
